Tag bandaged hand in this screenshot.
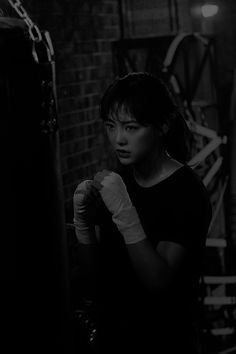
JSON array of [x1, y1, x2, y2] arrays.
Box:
[[93, 170, 132, 215], [73, 180, 100, 244], [93, 170, 146, 244]]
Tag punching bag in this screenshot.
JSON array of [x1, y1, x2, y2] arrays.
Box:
[[0, 17, 75, 353]]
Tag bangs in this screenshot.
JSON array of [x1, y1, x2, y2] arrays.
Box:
[[101, 81, 154, 126], [106, 100, 150, 126], [100, 72, 177, 129]]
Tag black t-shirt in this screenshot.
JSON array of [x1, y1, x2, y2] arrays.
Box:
[[95, 165, 212, 353]]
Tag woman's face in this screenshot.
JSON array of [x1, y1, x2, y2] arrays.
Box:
[[104, 108, 161, 166]]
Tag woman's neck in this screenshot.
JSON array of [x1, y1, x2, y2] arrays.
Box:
[[133, 150, 182, 187]]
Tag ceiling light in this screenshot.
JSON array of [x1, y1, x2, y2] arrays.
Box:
[[201, 4, 219, 18]]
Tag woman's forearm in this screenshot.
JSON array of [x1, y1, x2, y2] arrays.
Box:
[[126, 238, 173, 293]]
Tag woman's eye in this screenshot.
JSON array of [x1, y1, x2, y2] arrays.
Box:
[[126, 126, 138, 131], [105, 123, 115, 130]]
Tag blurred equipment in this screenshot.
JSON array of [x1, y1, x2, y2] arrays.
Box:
[[112, 17, 235, 354]]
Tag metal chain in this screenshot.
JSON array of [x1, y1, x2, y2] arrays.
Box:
[[7, 0, 42, 42], [7, 0, 58, 134]]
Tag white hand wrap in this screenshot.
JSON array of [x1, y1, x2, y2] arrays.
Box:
[[94, 171, 146, 244], [73, 180, 97, 244], [112, 206, 146, 244]]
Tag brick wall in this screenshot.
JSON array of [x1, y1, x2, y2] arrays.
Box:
[[22, 0, 120, 220]]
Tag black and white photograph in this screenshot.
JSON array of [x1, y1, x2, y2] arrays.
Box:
[[1, 1, 236, 353]]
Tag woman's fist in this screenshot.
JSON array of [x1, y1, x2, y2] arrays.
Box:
[[93, 170, 132, 216], [73, 179, 101, 244]]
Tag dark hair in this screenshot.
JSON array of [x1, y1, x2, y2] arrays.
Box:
[[100, 72, 192, 164]]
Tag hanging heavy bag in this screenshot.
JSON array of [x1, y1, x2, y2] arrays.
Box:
[[0, 10, 74, 353]]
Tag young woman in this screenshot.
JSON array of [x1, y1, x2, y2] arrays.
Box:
[[73, 72, 212, 353]]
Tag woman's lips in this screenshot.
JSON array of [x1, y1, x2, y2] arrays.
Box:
[[116, 150, 131, 158]]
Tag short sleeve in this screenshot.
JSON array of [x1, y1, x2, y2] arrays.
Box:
[[163, 185, 212, 252]]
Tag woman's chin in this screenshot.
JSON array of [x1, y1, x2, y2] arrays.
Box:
[[118, 156, 133, 165]]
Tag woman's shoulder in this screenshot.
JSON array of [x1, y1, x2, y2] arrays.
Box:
[[167, 164, 209, 198], [169, 165, 212, 216], [174, 164, 207, 191]]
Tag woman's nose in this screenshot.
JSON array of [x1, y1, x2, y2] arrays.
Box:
[[115, 127, 127, 145]]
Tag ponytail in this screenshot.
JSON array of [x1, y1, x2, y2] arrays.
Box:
[[164, 111, 192, 164]]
